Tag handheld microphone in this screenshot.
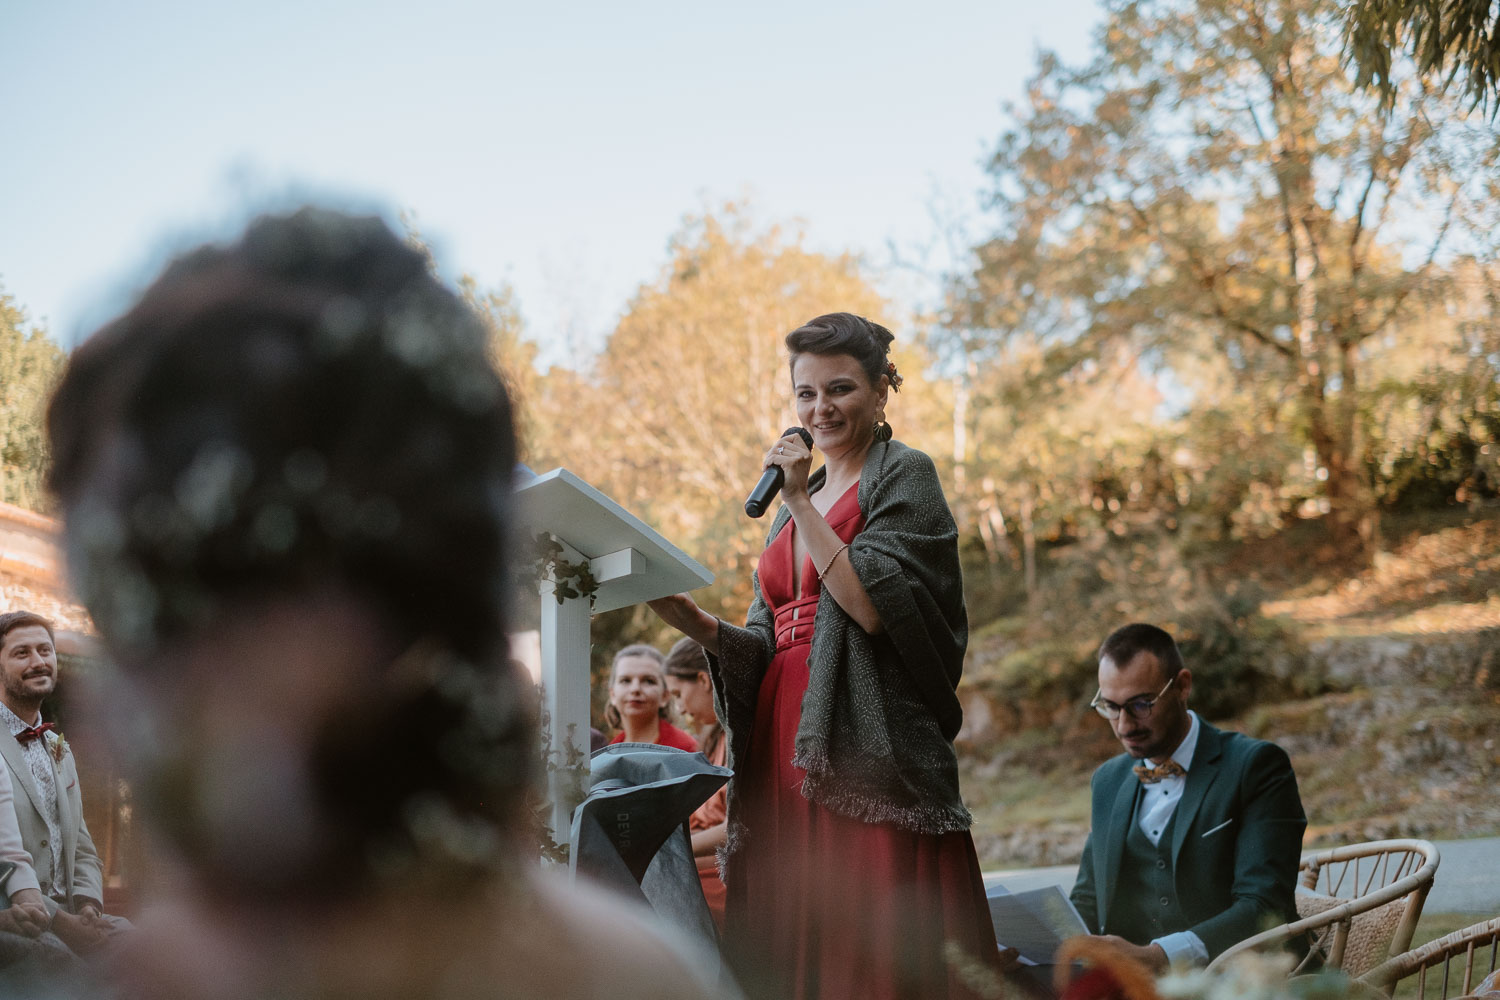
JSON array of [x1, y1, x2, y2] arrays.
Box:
[[744, 427, 813, 518]]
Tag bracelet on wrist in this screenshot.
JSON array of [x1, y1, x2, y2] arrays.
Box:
[[816, 542, 849, 579]]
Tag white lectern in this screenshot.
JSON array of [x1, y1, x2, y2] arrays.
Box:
[[514, 467, 713, 856]]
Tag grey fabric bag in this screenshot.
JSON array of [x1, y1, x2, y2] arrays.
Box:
[[570, 743, 731, 953]]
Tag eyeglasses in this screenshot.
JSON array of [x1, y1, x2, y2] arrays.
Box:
[[1090, 675, 1175, 721]]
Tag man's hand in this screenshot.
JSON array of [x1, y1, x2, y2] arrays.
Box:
[[0, 889, 50, 938], [51, 908, 110, 954], [1093, 935, 1168, 972], [76, 901, 113, 934]]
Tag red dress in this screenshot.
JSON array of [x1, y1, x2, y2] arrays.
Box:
[[610, 719, 699, 752], [727, 482, 1001, 1000]]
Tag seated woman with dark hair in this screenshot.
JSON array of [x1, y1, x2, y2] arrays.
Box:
[[664, 637, 728, 930], [43, 208, 734, 1000]]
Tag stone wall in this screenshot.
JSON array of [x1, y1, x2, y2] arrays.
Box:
[[0, 499, 93, 639]]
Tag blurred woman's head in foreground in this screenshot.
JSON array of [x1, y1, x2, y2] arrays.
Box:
[[47, 207, 536, 905]]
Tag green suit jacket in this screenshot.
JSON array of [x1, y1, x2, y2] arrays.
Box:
[[1069, 719, 1306, 960]]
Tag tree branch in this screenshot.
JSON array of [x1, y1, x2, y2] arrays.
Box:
[[1359, 178, 1462, 343]]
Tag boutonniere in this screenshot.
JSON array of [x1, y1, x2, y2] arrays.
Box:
[[43, 730, 68, 763]]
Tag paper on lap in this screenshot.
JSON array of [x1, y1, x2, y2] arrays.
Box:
[[986, 883, 1090, 967]]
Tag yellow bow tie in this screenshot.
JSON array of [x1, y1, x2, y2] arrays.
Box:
[[1133, 759, 1186, 784]]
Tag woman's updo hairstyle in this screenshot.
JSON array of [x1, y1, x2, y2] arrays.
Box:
[[45, 207, 532, 902], [784, 312, 901, 391]]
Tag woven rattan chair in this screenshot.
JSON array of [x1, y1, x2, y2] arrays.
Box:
[[1206, 839, 1440, 977], [1357, 917, 1500, 999]]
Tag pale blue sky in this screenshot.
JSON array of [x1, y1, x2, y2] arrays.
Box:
[[2, 0, 1102, 365]]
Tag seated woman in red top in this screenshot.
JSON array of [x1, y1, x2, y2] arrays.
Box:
[[606, 644, 699, 751]]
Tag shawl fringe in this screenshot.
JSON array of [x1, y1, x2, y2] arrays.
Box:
[[792, 742, 973, 835]]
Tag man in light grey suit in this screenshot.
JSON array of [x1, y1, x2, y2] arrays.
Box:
[[0, 611, 120, 955]]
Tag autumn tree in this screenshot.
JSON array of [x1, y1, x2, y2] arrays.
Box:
[[0, 289, 65, 512], [529, 205, 944, 619], [1364, 259, 1500, 505], [951, 0, 1500, 560], [457, 276, 540, 460], [940, 322, 1181, 599], [401, 216, 540, 460]]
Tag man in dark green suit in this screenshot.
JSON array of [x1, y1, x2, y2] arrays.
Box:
[[1069, 623, 1305, 970]]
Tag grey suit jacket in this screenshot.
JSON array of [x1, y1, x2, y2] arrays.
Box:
[[0, 730, 105, 916], [1069, 720, 1306, 960]]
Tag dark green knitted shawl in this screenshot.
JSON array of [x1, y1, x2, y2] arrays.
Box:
[[708, 439, 972, 863]]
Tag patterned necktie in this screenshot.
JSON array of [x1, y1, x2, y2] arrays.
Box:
[[1133, 758, 1187, 784]]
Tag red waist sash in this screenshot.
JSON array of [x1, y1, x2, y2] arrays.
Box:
[[773, 594, 820, 651]]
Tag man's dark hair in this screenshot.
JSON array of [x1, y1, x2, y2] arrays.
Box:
[[1098, 622, 1185, 680], [46, 207, 532, 900], [0, 611, 54, 649]]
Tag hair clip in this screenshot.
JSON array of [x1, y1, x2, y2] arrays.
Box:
[[885, 360, 903, 392]]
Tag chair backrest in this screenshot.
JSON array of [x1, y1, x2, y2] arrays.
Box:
[[1357, 917, 1500, 1000], [1296, 839, 1441, 976], [1207, 839, 1440, 977]]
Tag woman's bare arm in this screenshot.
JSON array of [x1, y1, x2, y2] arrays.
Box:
[[647, 593, 721, 655], [690, 821, 727, 858]]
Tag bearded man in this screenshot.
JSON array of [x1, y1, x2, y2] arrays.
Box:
[[0, 611, 124, 955]]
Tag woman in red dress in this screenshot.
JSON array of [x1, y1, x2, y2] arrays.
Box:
[[606, 643, 700, 751], [650, 314, 1004, 999]]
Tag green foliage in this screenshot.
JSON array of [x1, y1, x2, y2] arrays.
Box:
[[1345, 0, 1500, 112], [968, 526, 1314, 722], [981, 637, 1099, 704], [0, 288, 65, 512], [1365, 263, 1500, 510], [529, 707, 586, 865], [527, 533, 600, 607], [1172, 584, 1311, 720]]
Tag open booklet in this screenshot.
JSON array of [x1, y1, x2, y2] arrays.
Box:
[[987, 881, 1090, 968]]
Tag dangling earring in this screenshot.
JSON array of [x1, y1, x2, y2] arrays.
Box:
[[874, 411, 893, 442]]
